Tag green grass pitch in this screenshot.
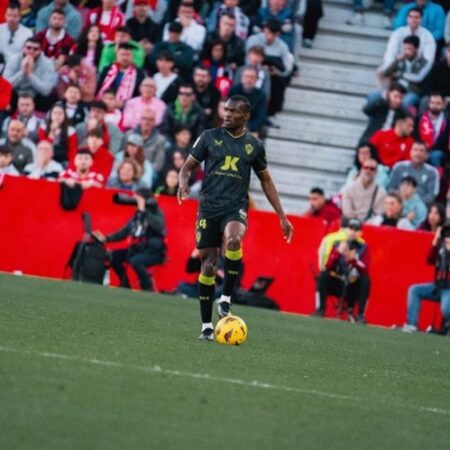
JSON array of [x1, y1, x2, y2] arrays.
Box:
[[1, 273, 450, 450]]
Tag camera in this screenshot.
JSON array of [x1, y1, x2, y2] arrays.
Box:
[[113, 192, 157, 210]]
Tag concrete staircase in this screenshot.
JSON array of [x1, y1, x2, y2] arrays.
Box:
[[250, 0, 392, 214]]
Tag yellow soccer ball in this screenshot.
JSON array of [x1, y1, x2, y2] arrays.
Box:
[[214, 315, 248, 345]]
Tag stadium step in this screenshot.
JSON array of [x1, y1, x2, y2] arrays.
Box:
[[312, 34, 386, 57], [318, 20, 391, 40], [322, 4, 393, 28]]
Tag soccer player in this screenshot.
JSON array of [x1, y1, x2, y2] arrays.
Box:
[[178, 95, 294, 341]]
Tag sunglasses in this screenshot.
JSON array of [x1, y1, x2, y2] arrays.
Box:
[[179, 92, 193, 96], [25, 45, 40, 51], [363, 166, 376, 171]]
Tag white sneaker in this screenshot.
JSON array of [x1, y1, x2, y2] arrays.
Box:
[[346, 12, 364, 26], [401, 324, 417, 333]]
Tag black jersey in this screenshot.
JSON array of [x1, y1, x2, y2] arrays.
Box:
[[191, 128, 267, 218]]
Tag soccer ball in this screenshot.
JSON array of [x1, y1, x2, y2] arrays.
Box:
[[215, 315, 248, 345]]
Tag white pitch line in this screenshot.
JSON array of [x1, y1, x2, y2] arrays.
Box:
[[1, 345, 450, 416]]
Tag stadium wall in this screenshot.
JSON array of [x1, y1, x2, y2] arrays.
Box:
[[0, 176, 439, 330]]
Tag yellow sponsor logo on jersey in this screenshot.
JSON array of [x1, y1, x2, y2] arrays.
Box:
[[220, 155, 239, 172], [214, 139, 223, 146], [245, 144, 254, 155]]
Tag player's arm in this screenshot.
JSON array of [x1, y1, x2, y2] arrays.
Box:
[[256, 169, 294, 243], [177, 155, 200, 204]]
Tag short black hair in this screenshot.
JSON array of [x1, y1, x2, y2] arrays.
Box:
[[395, 110, 414, 123], [400, 175, 417, 188], [389, 82, 407, 94], [90, 100, 107, 111], [429, 92, 445, 100], [50, 8, 65, 16], [87, 128, 104, 139], [156, 50, 175, 62], [0, 145, 12, 154], [413, 139, 428, 149], [310, 187, 325, 196], [66, 53, 82, 67], [264, 18, 282, 33], [18, 91, 35, 100], [6, 2, 20, 11], [115, 26, 132, 35], [118, 42, 134, 51], [403, 35, 420, 48], [408, 7, 423, 16], [228, 95, 251, 113]]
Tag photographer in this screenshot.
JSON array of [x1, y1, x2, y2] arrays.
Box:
[[402, 224, 450, 333], [315, 219, 370, 323], [93, 188, 166, 291]]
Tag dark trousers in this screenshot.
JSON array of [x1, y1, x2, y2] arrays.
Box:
[[110, 247, 164, 291], [317, 271, 370, 315], [269, 75, 288, 116], [303, 0, 323, 40]]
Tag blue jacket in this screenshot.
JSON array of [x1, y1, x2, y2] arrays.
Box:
[[393, 1, 446, 41]]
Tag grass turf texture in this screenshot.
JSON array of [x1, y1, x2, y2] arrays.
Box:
[[1, 274, 450, 450]]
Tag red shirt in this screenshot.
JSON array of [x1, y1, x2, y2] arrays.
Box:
[[38, 125, 78, 164], [307, 200, 342, 226], [90, 145, 114, 182], [370, 129, 414, 168], [59, 168, 105, 187], [0, 77, 12, 110], [35, 29, 75, 60], [87, 7, 125, 43]]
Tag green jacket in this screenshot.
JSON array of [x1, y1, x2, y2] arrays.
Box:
[[98, 41, 145, 73]]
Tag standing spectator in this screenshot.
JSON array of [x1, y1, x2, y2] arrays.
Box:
[[304, 186, 341, 226], [388, 140, 440, 206], [87, 0, 125, 44], [3, 37, 58, 111], [367, 192, 414, 229], [360, 83, 407, 143], [416, 93, 450, 167], [59, 148, 105, 188], [0, 145, 19, 176], [346, 0, 395, 27], [1, 91, 42, 143], [370, 112, 415, 168], [122, 77, 167, 130], [342, 159, 387, 222], [71, 25, 103, 70], [97, 43, 145, 109], [162, 84, 205, 142], [84, 127, 114, 182], [98, 26, 145, 73], [0, 3, 33, 63], [300, 0, 324, 49], [36, 0, 82, 40], [34, 8, 75, 70], [152, 51, 182, 105], [193, 65, 221, 129], [206, 0, 250, 41], [0, 119, 35, 173], [38, 103, 77, 165], [418, 201, 446, 231], [23, 139, 63, 180], [107, 158, 144, 191], [398, 175, 428, 229]]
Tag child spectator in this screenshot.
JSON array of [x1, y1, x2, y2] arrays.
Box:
[[59, 148, 104, 189], [398, 176, 428, 229], [23, 139, 63, 180], [102, 89, 123, 129], [0, 145, 19, 176], [61, 84, 89, 127], [84, 127, 114, 182]]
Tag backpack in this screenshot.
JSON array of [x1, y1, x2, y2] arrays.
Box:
[[69, 241, 107, 284]]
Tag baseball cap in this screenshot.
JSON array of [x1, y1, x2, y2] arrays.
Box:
[[126, 133, 144, 147]]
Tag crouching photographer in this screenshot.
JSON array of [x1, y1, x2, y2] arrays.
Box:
[[402, 224, 450, 334], [93, 188, 166, 291]]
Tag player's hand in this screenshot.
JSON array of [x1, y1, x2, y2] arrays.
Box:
[[280, 216, 294, 244], [177, 184, 190, 205]]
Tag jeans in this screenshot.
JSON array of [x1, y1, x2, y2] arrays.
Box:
[[428, 149, 444, 168], [406, 282, 450, 326], [353, 0, 395, 13]]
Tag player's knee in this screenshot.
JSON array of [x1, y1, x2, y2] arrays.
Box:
[[225, 235, 242, 251], [201, 258, 216, 277]]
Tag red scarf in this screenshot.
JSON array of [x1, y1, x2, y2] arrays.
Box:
[[419, 111, 447, 149], [97, 63, 137, 103]]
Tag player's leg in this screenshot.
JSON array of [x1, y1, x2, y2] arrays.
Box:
[[198, 247, 219, 340], [110, 248, 131, 288], [217, 220, 246, 318]]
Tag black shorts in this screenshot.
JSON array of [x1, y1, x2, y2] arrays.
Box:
[[196, 209, 248, 249]]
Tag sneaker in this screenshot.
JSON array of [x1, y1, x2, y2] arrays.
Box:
[[401, 324, 417, 333], [198, 328, 214, 341], [302, 38, 313, 48], [348, 313, 356, 324], [355, 314, 367, 325], [346, 12, 364, 26], [217, 301, 232, 318]]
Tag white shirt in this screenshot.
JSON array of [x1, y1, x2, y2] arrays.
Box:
[[154, 72, 177, 99], [163, 19, 206, 53], [0, 24, 33, 61]]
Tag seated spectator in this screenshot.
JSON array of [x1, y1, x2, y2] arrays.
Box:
[[246, 18, 294, 117], [36, 0, 82, 40], [1, 91, 42, 143], [0, 3, 33, 63], [370, 112, 415, 168], [125, 0, 168, 25], [416, 93, 450, 167], [71, 25, 103, 70], [428, 44, 450, 104], [155, 168, 179, 196], [169, 126, 192, 158], [381, 36, 430, 108], [388, 140, 439, 205], [206, 0, 250, 41], [393, 0, 446, 42], [0, 145, 19, 176], [102, 89, 123, 129], [122, 77, 167, 130], [126, 0, 160, 56], [193, 65, 221, 129], [367, 192, 414, 229], [23, 139, 63, 180], [229, 65, 267, 138], [3, 37, 58, 112], [304, 186, 341, 226], [146, 21, 194, 81], [0, 119, 35, 173], [360, 83, 407, 143], [342, 158, 387, 222], [59, 147, 105, 188], [56, 54, 97, 103], [0, 54, 12, 127], [107, 157, 145, 191], [162, 1, 206, 54], [315, 218, 370, 322], [87, 0, 125, 44], [254, 0, 296, 52], [398, 175, 428, 228], [60, 84, 89, 127], [379, 8, 436, 78], [97, 43, 145, 109], [75, 100, 124, 155], [113, 133, 154, 188], [98, 26, 145, 73], [162, 83, 205, 143], [38, 103, 77, 166], [342, 142, 390, 190], [19, 0, 37, 30], [418, 201, 446, 231], [202, 12, 246, 70], [152, 51, 182, 105], [84, 127, 114, 182], [34, 8, 74, 70]]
